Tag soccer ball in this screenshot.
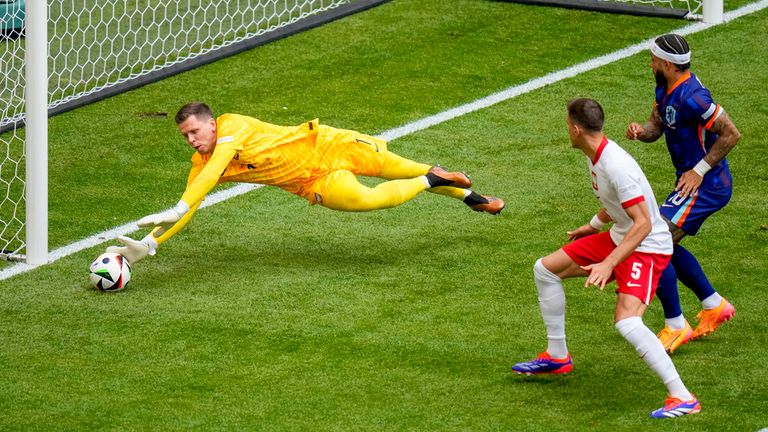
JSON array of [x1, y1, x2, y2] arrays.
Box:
[[89, 252, 131, 292]]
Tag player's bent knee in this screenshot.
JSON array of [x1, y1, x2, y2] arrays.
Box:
[[615, 317, 656, 359], [534, 258, 561, 283], [321, 190, 378, 212], [342, 194, 381, 211], [662, 216, 687, 243], [316, 171, 383, 211]]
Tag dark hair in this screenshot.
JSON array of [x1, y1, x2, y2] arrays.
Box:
[[567, 98, 604, 132], [655, 34, 691, 72], [175, 102, 214, 124]]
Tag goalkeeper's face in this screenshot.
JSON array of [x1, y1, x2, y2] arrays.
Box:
[[178, 115, 217, 155]]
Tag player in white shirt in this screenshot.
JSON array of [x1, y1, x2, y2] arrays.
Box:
[[512, 98, 700, 419]]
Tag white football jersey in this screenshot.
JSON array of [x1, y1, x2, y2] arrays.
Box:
[[587, 137, 673, 255]]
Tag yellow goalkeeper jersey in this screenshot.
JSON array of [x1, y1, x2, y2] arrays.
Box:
[[179, 112, 391, 211], [180, 114, 325, 207], [180, 113, 389, 209], [153, 113, 394, 246]]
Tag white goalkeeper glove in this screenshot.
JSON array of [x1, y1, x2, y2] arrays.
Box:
[[137, 201, 190, 231], [106, 234, 158, 264]]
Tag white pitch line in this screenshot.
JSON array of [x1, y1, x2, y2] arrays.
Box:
[[0, 184, 262, 280], [1, 0, 766, 281], [380, 0, 768, 141]]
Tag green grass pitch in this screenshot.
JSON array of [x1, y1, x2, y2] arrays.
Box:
[[0, 0, 767, 430]]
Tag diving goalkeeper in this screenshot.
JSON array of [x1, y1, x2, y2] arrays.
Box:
[[107, 102, 505, 263]]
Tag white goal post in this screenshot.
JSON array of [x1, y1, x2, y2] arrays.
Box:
[[25, 0, 48, 266], [0, 0, 390, 264]]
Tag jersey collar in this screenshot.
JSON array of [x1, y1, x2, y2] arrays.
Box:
[[592, 136, 609, 165], [667, 71, 692, 95]]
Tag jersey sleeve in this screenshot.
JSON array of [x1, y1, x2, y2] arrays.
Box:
[[684, 88, 722, 130], [212, 113, 249, 152], [610, 166, 646, 209], [150, 200, 202, 246], [186, 153, 205, 189], [179, 147, 236, 207]]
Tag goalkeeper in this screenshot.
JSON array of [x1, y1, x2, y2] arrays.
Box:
[[108, 102, 504, 263]]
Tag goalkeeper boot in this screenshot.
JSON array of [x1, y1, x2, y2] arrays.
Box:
[[692, 298, 735, 340], [656, 321, 693, 354], [426, 166, 472, 188], [512, 352, 572, 375], [650, 395, 701, 419], [464, 193, 505, 215]]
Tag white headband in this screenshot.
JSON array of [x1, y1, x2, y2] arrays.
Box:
[[651, 42, 690, 65]]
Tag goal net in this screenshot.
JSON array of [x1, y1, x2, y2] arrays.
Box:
[[0, 0, 26, 261], [607, 0, 702, 17], [500, 0, 722, 21], [0, 0, 383, 263]]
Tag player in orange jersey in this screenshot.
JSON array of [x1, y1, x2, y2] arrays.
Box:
[[107, 102, 504, 263]]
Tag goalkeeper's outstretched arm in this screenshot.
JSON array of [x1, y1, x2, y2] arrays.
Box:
[[136, 145, 235, 234], [106, 200, 202, 264], [109, 144, 236, 263], [151, 200, 201, 244]]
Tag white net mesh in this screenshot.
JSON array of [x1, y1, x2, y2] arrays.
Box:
[[0, 0, 26, 259], [47, 0, 353, 110], [599, 0, 702, 16], [0, 0, 356, 260]]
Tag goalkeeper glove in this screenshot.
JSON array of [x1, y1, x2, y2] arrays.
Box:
[[137, 200, 190, 232], [106, 234, 158, 264]]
